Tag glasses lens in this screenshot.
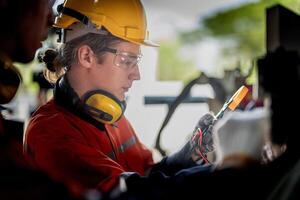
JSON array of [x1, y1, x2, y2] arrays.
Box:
[[114, 52, 141, 70]]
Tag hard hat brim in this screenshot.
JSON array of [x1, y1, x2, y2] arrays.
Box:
[[141, 40, 160, 47]]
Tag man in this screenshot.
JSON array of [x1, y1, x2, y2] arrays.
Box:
[[24, 0, 216, 196], [0, 0, 77, 199]]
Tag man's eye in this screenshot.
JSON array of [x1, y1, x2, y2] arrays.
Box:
[[126, 60, 135, 66], [119, 57, 133, 65]]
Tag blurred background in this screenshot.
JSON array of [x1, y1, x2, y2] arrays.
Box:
[[2, 0, 299, 160]]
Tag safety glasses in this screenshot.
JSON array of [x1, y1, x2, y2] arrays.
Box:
[[103, 47, 142, 70]]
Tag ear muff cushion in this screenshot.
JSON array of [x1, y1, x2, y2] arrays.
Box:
[[83, 90, 126, 124]]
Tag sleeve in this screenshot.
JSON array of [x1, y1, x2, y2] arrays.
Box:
[[149, 151, 198, 176], [128, 136, 197, 176], [25, 115, 125, 193], [149, 139, 199, 176]]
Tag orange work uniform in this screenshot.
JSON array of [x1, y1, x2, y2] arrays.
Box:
[[24, 99, 154, 193]]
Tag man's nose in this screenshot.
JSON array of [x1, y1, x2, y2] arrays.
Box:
[[129, 65, 141, 81]]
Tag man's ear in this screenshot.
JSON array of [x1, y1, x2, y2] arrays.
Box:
[[77, 45, 97, 69]]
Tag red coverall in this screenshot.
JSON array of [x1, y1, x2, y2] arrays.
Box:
[[24, 100, 154, 193]]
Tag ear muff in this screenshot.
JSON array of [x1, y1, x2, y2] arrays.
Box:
[[0, 62, 21, 104], [82, 90, 126, 124]]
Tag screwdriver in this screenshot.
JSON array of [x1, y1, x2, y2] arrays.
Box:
[[201, 85, 249, 136]]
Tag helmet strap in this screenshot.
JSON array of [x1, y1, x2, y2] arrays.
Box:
[[57, 5, 108, 43], [62, 22, 108, 43], [57, 5, 89, 25]]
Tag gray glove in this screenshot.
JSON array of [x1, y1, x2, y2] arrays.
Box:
[[192, 113, 216, 153], [189, 113, 216, 163], [165, 113, 216, 168]]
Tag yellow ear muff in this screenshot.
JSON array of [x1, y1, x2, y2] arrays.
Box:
[[83, 90, 126, 124]]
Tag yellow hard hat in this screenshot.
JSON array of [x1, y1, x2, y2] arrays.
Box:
[[55, 0, 158, 47]]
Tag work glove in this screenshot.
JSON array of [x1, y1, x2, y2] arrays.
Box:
[[191, 113, 216, 154], [213, 107, 270, 168], [164, 113, 216, 171]]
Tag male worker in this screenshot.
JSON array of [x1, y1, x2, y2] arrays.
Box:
[[24, 0, 216, 197], [0, 0, 76, 199]]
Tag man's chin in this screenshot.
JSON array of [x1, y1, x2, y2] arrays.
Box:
[[117, 94, 125, 102]]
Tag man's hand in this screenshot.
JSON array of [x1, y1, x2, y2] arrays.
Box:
[[166, 113, 216, 166], [190, 113, 216, 163], [192, 113, 216, 152]]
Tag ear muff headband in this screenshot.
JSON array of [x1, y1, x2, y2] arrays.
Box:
[[82, 90, 126, 124]]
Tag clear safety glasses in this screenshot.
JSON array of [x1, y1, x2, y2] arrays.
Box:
[[103, 47, 142, 70]]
